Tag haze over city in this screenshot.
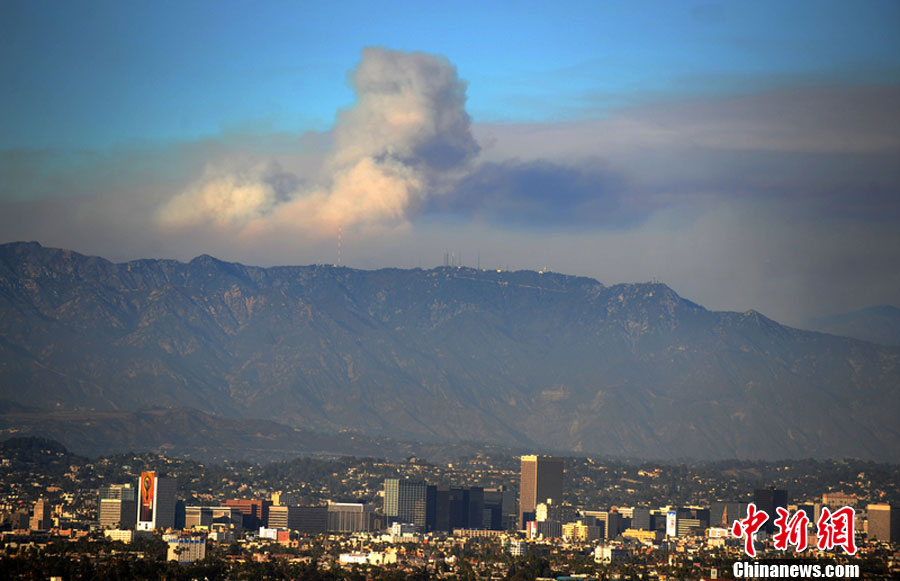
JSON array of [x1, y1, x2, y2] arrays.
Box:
[[2, 0, 899, 326]]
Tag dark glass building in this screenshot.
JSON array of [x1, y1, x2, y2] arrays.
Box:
[[753, 488, 788, 534]]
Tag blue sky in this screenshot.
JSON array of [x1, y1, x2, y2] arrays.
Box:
[[1, 1, 899, 325], [3, 0, 898, 149]]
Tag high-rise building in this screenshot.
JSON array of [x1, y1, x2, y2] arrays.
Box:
[[434, 487, 471, 532], [224, 499, 271, 529], [483, 487, 517, 530], [184, 506, 214, 529], [383, 479, 434, 531], [798, 503, 818, 524], [6, 510, 30, 530], [433, 487, 451, 532], [136, 471, 177, 531], [29, 499, 52, 531], [327, 501, 380, 532], [99, 484, 138, 529], [271, 492, 300, 506], [867, 504, 900, 544], [710, 501, 746, 528], [562, 520, 604, 542], [580, 510, 626, 539], [753, 488, 788, 534], [427, 486, 491, 532], [666, 507, 710, 537], [467, 487, 485, 529], [267, 505, 291, 529], [294, 506, 327, 533], [267, 505, 327, 533], [100, 484, 138, 501], [631, 507, 652, 531], [519, 455, 564, 528], [183, 506, 243, 531]]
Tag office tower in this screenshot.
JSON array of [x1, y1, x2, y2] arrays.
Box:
[[294, 506, 327, 533], [867, 504, 900, 543], [580, 510, 625, 539], [538, 502, 577, 525], [429, 486, 486, 532], [615, 507, 634, 520], [99, 484, 137, 528], [267, 505, 291, 529], [607, 510, 627, 539], [519, 455, 564, 527], [224, 499, 271, 529], [447, 488, 469, 529], [710, 501, 746, 528], [434, 487, 451, 532], [631, 507, 652, 531], [445, 487, 470, 531], [175, 499, 186, 530], [669, 507, 710, 537], [530, 519, 563, 539], [562, 520, 604, 542], [484, 487, 517, 530], [267, 505, 327, 533], [29, 499, 52, 531], [183, 506, 243, 531], [327, 501, 379, 532], [798, 504, 817, 524], [100, 483, 137, 501], [136, 471, 177, 531], [184, 506, 214, 529], [466, 487, 484, 529], [753, 488, 788, 534], [8, 511, 30, 530], [271, 492, 300, 506], [383, 479, 434, 531]]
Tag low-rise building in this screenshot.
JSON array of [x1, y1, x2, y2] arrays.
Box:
[[164, 533, 206, 563]]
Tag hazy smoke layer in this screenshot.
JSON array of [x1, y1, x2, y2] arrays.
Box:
[[157, 47, 478, 236]]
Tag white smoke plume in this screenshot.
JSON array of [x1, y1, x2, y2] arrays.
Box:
[[156, 47, 479, 236]]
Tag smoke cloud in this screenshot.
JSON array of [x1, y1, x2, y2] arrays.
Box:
[[157, 47, 479, 236], [2, 49, 897, 325], [158, 162, 298, 228]]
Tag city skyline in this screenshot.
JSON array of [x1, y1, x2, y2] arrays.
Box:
[[2, 438, 895, 576]]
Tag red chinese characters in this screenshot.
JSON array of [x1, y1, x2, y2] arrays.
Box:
[[733, 503, 857, 557], [773, 506, 809, 552], [732, 503, 769, 557], [816, 506, 857, 555]]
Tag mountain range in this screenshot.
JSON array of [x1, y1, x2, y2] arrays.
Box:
[[1, 241, 898, 460], [807, 306, 900, 347]]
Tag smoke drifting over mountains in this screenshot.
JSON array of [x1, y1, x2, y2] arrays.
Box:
[[157, 48, 479, 236], [1, 47, 898, 324]]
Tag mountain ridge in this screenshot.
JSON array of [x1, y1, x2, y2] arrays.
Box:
[[1, 241, 898, 460], [0, 406, 533, 463], [807, 305, 900, 347]]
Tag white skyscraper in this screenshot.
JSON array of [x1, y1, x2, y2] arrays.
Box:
[[136, 471, 177, 531]]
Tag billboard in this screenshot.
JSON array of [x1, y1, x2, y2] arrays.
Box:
[[140, 471, 155, 523], [666, 510, 677, 537]]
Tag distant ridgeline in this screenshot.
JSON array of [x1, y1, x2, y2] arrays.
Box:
[[1, 241, 899, 460], [807, 305, 900, 347]]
